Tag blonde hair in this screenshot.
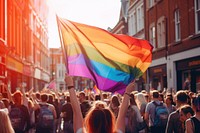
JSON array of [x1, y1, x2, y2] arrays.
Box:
[[135, 92, 147, 109], [0, 110, 14, 133]]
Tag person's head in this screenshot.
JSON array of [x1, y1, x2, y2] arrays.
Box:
[[95, 94, 101, 101], [48, 94, 54, 104], [35, 92, 41, 100], [130, 93, 137, 105], [192, 94, 200, 112], [79, 91, 86, 103], [0, 110, 14, 133], [111, 95, 120, 107], [12, 90, 23, 105], [84, 101, 115, 133], [2, 98, 10, 108], [159, 93, 164, 102], [175, 90, 188, 106], [66, 95, 70, 103], [135, 92, 147, 108], [40, 93, 48, 102], [152, 90, 159, 99], [165, 95, 174, 105], [179, 105, 194, 122]]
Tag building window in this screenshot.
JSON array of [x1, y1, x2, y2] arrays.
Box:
[[195, 0, 200, 33], [149, 24, 156, 50], [149, 0, 154, 8], [157, 16, 166, 48], [137, 4, 144, 31], [175, 9, 181, 41], [128, 11, 136, 35]]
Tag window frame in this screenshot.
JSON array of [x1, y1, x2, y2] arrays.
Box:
[[175, 9, 181, 42]]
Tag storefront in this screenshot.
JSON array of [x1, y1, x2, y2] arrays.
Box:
[[0, 57, 6, 93], [6, 57, 23, 93], [176, 56, 200, 93], [23, 65, 33, 91], [149, 64, 167, 91]]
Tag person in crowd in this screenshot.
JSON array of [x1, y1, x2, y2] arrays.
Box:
[[28, 99, 36, 133], [35, 93, 57, 133], [144, 90, 169, 133], [165, 90, 189, 133], [179, 105, 194, 131], [109, 95, 120, 118], [65, 75, 135, 133], [185, 94, 200, 133], [48, 94, 60, 133], [0, 108, 15, 133], [125, 92, 144, 133], [135, 92, 147, 118], [0, 93, 6, 109], [9, 90, 31, 133], [165, 95, 176, 114], [61, 95, 74, 133], [79, 91, 91, 118], [158, 93, 164, 102]]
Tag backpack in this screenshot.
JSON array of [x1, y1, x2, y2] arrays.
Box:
[[37, 104, 54, 129], [191, 117, 200, 133], [153, 101, 169, 127], [9, 105, 26, 131]]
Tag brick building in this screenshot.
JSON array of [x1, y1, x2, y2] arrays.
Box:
[[0, 0, 50, 92]]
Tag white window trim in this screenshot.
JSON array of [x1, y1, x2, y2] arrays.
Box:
[[149, 23, 156, 50], [157, 16, 166, 48], [195, 0, 200, 34], [149, 0, 155, 8], [136, 4, 144, 32], [175, 9, 181, 41]]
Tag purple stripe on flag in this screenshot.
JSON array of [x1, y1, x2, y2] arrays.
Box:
[[68, 63, 127, 94]]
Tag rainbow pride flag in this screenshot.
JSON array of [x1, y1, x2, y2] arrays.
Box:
[[57, 17, 153, 94]]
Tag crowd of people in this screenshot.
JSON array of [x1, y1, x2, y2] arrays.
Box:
[[0, 76, 200, 133]]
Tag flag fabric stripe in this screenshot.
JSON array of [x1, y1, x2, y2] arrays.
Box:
[[66, 21, 152, 50], [57, 17, 153, 94], [68, 50, 151, 74], [67, 56, 143, 84], [66, 43, 152, 64], [68, 63, 127, 94]]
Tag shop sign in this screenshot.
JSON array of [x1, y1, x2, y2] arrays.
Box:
[[41, 72, 50, 82], [23, 65, 32, 76], [189, 60, 200, 67], [34, 68, 41, 79], [153, 68, 162, 73], [6, 57, 23, 73]]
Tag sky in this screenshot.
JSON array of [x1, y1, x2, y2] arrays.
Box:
[[48, 0, 121, 48]]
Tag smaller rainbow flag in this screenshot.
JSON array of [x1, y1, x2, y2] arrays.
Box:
[[57, 17, 153, 94], [93, 85, 100, 94]]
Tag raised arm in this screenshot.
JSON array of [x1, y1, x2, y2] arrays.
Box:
[[116, 82, 135, 132], [65, 76, 83, 132]]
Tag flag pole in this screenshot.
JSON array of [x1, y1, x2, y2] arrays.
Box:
[[56, 15, 69, 74]]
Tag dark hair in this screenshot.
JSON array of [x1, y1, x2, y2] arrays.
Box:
[[41, 93, 48, 102], [12, 90, 22, 104], [180, 105, 194, 116], [48, 94, 54, 104], [130, 93, 137, 105], [152, 90, 159, 98], [192, 94, 200, 112], [176, 90, 188, 103], [95, 94, 101, 101], [35, 92, 41, 100]]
